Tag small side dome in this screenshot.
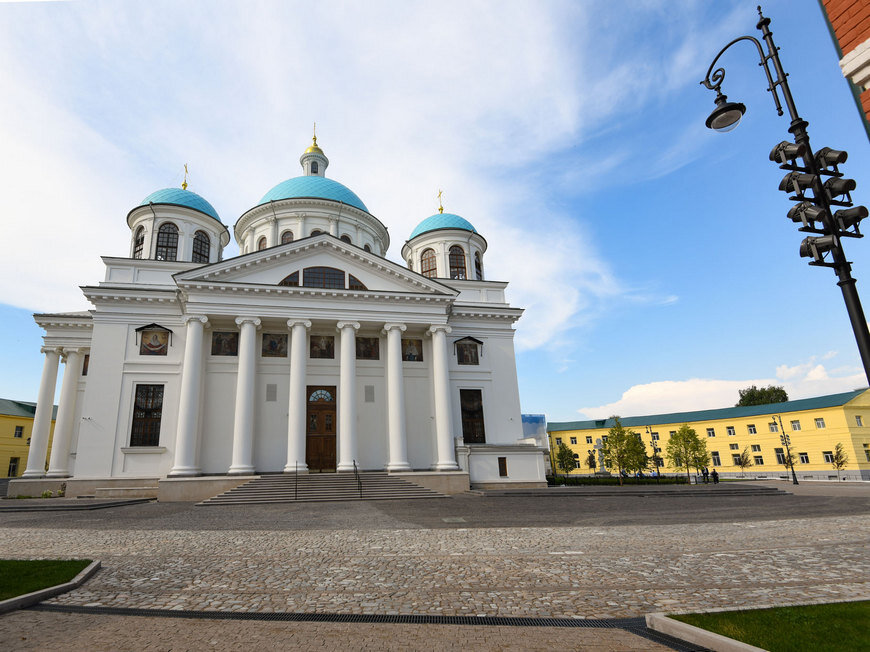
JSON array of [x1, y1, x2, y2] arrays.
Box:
[[409, 213, 477, 240], [138, 188, 221, 222]]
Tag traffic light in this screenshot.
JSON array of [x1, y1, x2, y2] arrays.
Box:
[[772, 138, 867, 267], [787, 201, 827, 230], [799, 235, 836, 262], [769, 140, 806, 165]]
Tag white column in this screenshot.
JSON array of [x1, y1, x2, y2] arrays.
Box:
[[229, 316, 261, 474], [384, 323, 411, 471], [285, 319, 311, 472], [46, 348, 85, 478], [336, 321, 360, 472], [170, 315, 208, 476], [23, 347, 61, 477], [429, 325, 459, 470]]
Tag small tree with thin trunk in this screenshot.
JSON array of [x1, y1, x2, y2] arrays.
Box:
[[555, 442, 577, 479], [735, 447, 753, 478], [602, 417, 645, 485], [831, 442, 849, 481], [665, 424, 705, 482]]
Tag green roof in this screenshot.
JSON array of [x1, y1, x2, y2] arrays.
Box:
[[0, 398, 58, 420], [547, 389, 869, 432]]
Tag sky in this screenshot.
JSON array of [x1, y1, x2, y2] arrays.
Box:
[[1, 0, 869, 423]]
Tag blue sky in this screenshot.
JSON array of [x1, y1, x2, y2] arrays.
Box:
[[1, 0, 869, 422]]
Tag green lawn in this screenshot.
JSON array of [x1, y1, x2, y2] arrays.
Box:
[[0, 559, 92, 601], [673, 601, 870, 652]]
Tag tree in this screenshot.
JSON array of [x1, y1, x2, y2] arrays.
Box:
[[735, 384, 789, 407], [735, 447, 753, 477], [665, 424, 707, 482], [602, 417, 648, 485], [555, 442, 577, 477], [831, 442, 849, 481], [586, 449, 597, 472]]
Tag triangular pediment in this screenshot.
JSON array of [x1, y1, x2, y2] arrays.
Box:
[[174, 234, 456, 296]]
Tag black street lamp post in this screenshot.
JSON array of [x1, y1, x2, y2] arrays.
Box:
[[773, 414, 799, 485], [701, 6, 870, 385]]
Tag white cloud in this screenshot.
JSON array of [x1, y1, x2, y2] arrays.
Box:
[[0, 0, 739, 350], [577, 353, 866, 419]]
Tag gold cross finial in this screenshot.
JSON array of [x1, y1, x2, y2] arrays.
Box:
[[437, 189, 444, 214], [312, 122, 317, 147], [182, 164, 189, 190]]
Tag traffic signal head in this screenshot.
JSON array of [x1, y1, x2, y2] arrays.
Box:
[[816, 147, 848, 169], [769, 141, 806, 165], [780, 172, 818, 195], [787, 201, 827, 227], [799, 234, 836, 261], [825, 177, 857, 202], [834, 205, 868, 232]]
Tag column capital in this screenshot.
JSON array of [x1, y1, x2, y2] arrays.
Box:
[[60, 347, 87, 360], [427, 324, 452, 336], [40, 346, 63, 356], [383, 322, 407, 334], [287, 319, 312, 330], [336, 321, 360, 332], [235, 316, 262, 329], [183, 314, 210, 327]]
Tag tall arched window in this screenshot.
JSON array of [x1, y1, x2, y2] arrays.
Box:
[[311, 161, 319, 174], [281, 230, 294, 244], [421, 248, 437, 278], [449, 245, 466, 279], [311, 229, 323, 237], [133, 226, 145, 259], [340, 234, 352, 244], [474, 251, 483, 280], [192, 231, 210, 263], [363, 244, 372, 252], [258, 236, 268, 251], [155, 223, 178, 261]]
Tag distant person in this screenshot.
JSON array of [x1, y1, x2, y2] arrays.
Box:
[[702, 467, 709, 484], [711, 469, 719, 484]]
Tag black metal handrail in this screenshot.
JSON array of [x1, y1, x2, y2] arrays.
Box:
[[352, 460, 362, 499]]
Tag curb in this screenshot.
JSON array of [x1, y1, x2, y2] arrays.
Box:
[[0, 560, 101, 615], [646, 612, 766, 652]]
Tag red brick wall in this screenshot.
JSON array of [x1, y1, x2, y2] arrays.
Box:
[[823, 0, 870, 55]]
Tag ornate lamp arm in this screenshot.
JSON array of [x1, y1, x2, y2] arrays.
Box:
[[701, 34, 783, 118]]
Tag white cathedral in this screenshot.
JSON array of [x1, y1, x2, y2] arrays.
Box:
[[16, 136, 546, 500]]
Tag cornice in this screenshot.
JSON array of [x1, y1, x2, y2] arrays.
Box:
[[450, 306, 524, 322], [177, 281, 454, 304], [81, 286, 179, 305], [235, 197, 389, 243]]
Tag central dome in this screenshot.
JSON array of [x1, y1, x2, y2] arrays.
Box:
[[258, 176, 369, 213]]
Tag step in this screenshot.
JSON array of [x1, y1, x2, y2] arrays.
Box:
[[94, 486, 159, 499], [196, 472, 447, 505]]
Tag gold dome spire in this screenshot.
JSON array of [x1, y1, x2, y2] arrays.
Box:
[[304, 122, 324, 155]]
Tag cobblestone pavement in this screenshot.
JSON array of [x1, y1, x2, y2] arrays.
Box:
[[0, 514, 867, 618], [3, 611, 670, 651]]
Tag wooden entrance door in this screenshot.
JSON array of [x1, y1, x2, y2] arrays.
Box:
[[306, 386, 337, 472]]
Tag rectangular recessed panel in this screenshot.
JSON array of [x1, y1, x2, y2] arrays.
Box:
[[266, 384, 277, 402], [365, 385, 375, 402]]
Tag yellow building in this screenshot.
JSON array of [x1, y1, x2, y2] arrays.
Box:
[[0, 399, 56, 478], [548, 389, 870, 481]]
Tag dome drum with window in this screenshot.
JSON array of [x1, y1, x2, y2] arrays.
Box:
[[401, 212, 487, 281], [127, 188, 230, 264]]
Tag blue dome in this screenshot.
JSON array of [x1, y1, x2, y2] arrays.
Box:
[[409, 213, 477, 240], [139, 188, 221, 222], [259, 176, 368, 213]]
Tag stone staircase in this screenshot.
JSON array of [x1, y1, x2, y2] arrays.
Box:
[[197, 471, 447, 505]]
